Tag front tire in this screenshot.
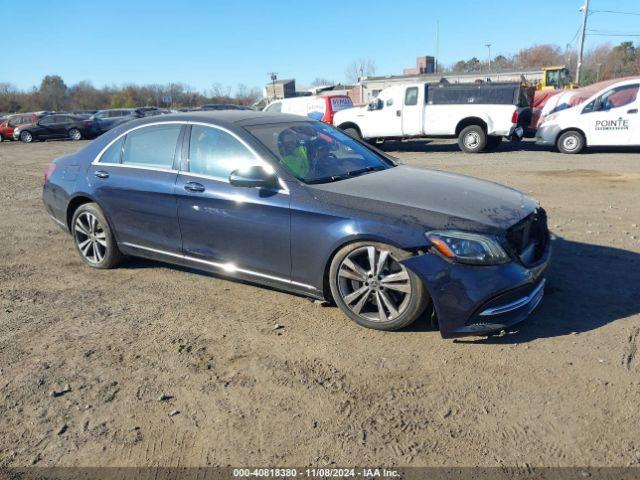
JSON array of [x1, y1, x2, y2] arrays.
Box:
[[329, 242, 429, 331], [68, 128, 82, 141], [71, 203, 122, 269], [458, 125, 487, 153], [20, 131, 33, 143], [556, 130, 585, 154]]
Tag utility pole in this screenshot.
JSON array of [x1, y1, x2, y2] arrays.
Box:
[[268, 72, 278, 101], [435, 20, 440, 74], [576, 0, 590, 85], [485, 43, 492, 73]]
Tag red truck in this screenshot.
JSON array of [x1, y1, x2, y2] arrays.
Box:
[[0, 113, 41, 141]]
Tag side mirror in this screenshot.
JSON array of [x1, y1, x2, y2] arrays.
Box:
[[367, 99, 382, 111], [229, 166, 279, 189]]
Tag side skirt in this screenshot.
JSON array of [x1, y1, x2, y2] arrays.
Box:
[[119, 242, 325, 301]]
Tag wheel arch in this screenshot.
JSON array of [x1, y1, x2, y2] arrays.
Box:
[[455, 117, 488, 136], [336, 121, 362, 136], [66, 193, 99, 231], [320, 234, 415, 303]]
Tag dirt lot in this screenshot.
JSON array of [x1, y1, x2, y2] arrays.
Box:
[[1, 138, 639, 468]]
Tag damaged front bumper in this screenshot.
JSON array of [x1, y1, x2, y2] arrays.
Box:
[[401, 247, 550, 339]]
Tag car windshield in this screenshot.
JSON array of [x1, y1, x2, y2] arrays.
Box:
[[245, 121, 395, 184]]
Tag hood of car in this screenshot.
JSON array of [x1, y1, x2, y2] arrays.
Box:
[[308, 165, 538, 232]]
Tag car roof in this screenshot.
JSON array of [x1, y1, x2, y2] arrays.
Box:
[[132, 110, 312, 128]]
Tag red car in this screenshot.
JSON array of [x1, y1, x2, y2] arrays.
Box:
[[0, 113, 41, 141]]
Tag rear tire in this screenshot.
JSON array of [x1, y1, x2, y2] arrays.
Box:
[[458, 125, 487, 153], [329, 241, 429, 331], [20, 130, 33, 143], [71, 202, 123, 269], [68, 128, 82, 141], [343, 126, 362, 141], [556, 130, 585, 154]]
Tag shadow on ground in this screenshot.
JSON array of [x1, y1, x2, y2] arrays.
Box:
[[457, 236, 640, 344], [379, 139, 640, 155], [119, 236, 640, 343]]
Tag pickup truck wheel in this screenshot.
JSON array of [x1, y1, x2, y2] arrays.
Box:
[[557, 130, 585, 154], [458, 125, 487, 153], [343, 127, 362, 141], [485, 136, 502, 151]]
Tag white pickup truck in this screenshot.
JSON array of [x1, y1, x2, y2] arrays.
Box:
[[334, 82, 531, 153]]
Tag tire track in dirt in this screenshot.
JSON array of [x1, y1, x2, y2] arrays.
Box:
[[622, 327, 639, 371]]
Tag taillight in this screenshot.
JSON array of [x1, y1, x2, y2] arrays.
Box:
[[511, 110, 519, 124], [44, 163, 56, 182], [82, 121, 92, 126]]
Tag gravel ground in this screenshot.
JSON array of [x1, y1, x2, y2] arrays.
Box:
[[0, 138, 639, 467]]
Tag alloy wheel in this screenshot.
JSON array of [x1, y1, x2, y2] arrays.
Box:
[[21, 131, 32, 143], [69, 129, 81, 141], [74, 212, 107, 264], [337, 246, 412, 322]]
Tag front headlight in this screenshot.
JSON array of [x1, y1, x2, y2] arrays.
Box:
[[426, 230, 510, 265]]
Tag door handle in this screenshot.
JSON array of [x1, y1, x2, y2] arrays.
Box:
[[627, 109, 638, 114], [94, 170, 109, 179], [184, 181, 205, 193], [396, 110, 402, 117]]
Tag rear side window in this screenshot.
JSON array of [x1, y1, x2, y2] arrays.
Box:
[[122, 124, 181, 169], [99, 137, 125, 164], [188, 125, 258, 179], [405, 87, 419, 106]]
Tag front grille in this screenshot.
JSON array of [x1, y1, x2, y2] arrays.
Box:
[[505, 208, 549, 266]]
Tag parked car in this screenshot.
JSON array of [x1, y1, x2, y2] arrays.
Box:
[[42, 111, 550, 338], [90, 108, 141, 135], [13, 114, 95, 142], [0, 113, 42, 141], [333, 82, 532, 152], [263, 94, 353, 125], [536, 78, 639, 154]]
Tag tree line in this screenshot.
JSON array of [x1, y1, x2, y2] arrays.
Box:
[[2, 41, 639, 114], [448, 42, 640, 84], [0, 77, 262, 114]]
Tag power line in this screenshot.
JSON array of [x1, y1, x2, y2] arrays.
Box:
[[587, 33, 640, 37], [590, 9, 640, 16]]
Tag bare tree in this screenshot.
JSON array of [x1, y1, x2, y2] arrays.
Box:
[[310, 78, 335, 87], [345, 58, 376, 83]]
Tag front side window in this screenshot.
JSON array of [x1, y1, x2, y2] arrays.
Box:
[[122, 124, 181, 169], [246, 121, 394, 184], [39, 116, 55, 125], [8, 117, 21, 127], [405, 87, 419, 106], [188, 125, 258, 178], [99, 137, 125, 164]]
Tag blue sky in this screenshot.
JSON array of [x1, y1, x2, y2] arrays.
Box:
[[2, 0, 640, 93]]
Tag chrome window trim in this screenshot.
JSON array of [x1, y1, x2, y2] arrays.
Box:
[[90, 120, 289, 193], [479, 278, 546, 317], [121, 242, 315, 291]]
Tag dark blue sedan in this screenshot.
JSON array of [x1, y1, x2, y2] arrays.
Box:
[[42, 111, 550, 338]]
